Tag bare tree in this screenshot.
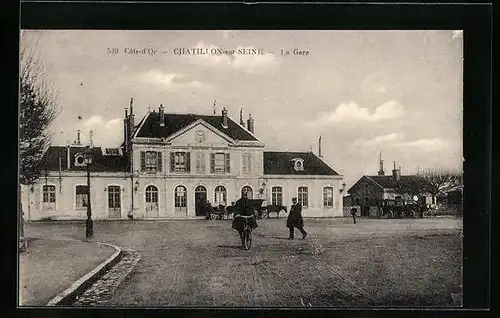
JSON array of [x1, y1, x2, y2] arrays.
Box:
[[417, 169, 463, 204], [19, 32, 60, 250]]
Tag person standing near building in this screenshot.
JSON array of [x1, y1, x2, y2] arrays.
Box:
[[287, 197, 307, 239], [350, 206, 357, 224]]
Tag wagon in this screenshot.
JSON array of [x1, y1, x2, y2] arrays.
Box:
[[204, 204, 227, 220], [381, 200, 427, 219]]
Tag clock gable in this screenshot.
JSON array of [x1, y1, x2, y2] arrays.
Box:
[[169, 123, 232, 147]]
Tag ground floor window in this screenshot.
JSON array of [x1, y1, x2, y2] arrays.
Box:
[[75, 185, 88, 209], [175, 185, 187, 208], [298, 186, 308, 207], [214, 186, 227, 206], [43, 185, 56, 203], [241, 186, 253, 199], [271, 186, 283, 206], [108, 186, 121, 208], [146, 185, 158, 203], [323, 187, 333, 207]]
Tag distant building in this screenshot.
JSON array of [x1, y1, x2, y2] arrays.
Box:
[[346, 154, 432, 216], [21, 100, 344, 220]]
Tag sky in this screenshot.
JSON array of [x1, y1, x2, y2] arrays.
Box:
[[20, 30, 463, 187]]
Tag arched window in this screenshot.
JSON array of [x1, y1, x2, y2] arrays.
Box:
[[271, 186, 283, 206], [214, 186, 227, 206], [323, 187, 334, 207], [298, 186, 308, 207], [241, 186, 253, 199], [175, 185, 187, 208], [145, 185, 158, 203], [43, 185, 56, 203]]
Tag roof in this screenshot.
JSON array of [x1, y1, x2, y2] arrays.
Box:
[[366, 175, 431, 189], [348, 175, 432, 194], [40, 146, 129, 173], [263, 151, 339, 176], [135, 112, 258, 141]]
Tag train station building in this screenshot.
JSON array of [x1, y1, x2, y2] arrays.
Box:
[[21, 101, 344, 220]]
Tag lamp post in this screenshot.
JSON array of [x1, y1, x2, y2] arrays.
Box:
[[84, 146, 93, 240]]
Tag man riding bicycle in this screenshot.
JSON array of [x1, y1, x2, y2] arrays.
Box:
[[231, 192, 258, 244]]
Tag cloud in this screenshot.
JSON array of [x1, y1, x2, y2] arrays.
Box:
[[354, 134, 448, 153], [105, 118, 121, 129], [354, 133, 404, 147], [83, 116, 103, 127], [401, 138, 447, 150], [79, 116, 122, 147], [307, 100, 405, 126], [140, 70, 209, 90]]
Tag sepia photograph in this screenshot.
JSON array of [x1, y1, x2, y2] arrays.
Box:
[[18, 29, 465, 308]]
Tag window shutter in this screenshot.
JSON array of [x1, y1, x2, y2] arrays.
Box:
[[157, 152, 162, 172], [140, 151, 146, 171], [225, 153, 231, 173], [210, 153, 215, 173], [186, 152, 191, 172], [170, 152, 175, 172]]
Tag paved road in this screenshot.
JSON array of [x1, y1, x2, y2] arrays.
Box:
[[25, 217, 463, 307]]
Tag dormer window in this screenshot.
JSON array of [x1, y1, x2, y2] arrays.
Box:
[[291, 158, 304, 171]]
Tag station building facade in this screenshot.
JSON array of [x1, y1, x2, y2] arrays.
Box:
[[21, 102, 344, 220]]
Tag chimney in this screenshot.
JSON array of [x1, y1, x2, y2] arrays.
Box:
[[76, 129, 81, 145], [222, 107, 228, 128], [378, 151, 385, 176], [392, 161, 401, 181], [239, 107, 245, 126], [159, 104, 165, 127], [129, 97, 135, 133], [124, 108, 130, 154], [318, 136, 323, 158], [89, 130, 94, 148], [247, 113, 254, 134]]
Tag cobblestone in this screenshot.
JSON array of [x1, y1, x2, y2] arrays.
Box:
[[72, 250, 141, 306]]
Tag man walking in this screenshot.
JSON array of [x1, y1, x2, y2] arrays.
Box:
[[287, 197, 307, 240], [350, 206, 357, 224]]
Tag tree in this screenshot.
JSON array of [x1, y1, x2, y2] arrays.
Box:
[[19, 32, 60, 250], [417, 169, 463, 204]]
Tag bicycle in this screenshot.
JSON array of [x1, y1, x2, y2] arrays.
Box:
[[235, 214, 254, 250]]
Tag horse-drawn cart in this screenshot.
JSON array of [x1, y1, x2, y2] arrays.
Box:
[[380, 200, 428, 219]]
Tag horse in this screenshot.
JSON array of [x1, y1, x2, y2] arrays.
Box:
[[263, 205, 288, 219]]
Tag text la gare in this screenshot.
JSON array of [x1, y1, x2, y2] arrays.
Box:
[[281, 48, 310, 56]]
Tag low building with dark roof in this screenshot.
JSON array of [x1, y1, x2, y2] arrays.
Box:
[[21, 101, 344, 220], [346, 156, 433, 216]]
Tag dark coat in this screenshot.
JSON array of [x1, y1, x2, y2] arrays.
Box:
[[232, 197, 257, 230], [350, 207, 357, 215], [287, 203, 304, 228]]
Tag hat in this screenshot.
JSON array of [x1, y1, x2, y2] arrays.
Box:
[[292, 197, 297, 200]]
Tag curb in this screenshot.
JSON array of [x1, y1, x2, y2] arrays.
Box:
[[46, 242, 124, 306]]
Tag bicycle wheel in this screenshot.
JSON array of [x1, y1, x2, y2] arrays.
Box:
[[244, 229, 252, 250]]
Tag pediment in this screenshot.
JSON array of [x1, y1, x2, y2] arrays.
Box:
[[168, 120, 234, 147]]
